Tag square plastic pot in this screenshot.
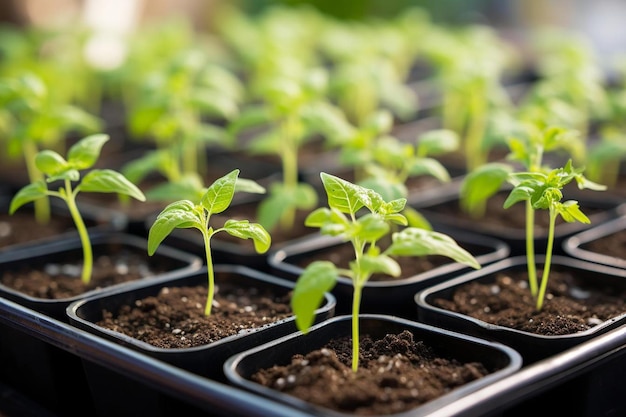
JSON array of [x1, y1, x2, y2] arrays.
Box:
[[224, 314, 523, 417], [415, 255, 626, 364], [66, 264, 336, 416]]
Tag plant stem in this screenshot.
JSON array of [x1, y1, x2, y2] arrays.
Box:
[[525, 200, 538, 297], [351, 282, 363, 373], [465, 84, 487, 172], [279, 116, 299, 230], [536, 207, 557, 311], [23, 139, 50, 224], [202, 219, 215, 316], [65, 179, 92, 284]]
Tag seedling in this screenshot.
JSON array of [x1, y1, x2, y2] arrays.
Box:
[[503, 160, 605, 310], [461, 125, 605, 310], [230, 67, 350, 232], [291, 173, 480, 371], [147, 169, 271, 316], [0, 73, 101, 223], [9, 134, 145, 284], [358, 127, 459, 201]]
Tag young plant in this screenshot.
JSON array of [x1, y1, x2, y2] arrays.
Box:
[[291, 173, 481, 372], [230, 66, 350, 232], [0, 73, 101, 223], [358, 128, 459, 201], [9, 134, 145, 284], [147, 169, 271, 316], [503, 160, 605, 310]]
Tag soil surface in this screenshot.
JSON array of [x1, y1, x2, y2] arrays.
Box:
[[251, 330, 490, 415], [0, 212, 76, 249], [582, 229, 626, 261], [0, 246, 176, 299], [95, 277, 292, 348], [432, 269, 626, 335]]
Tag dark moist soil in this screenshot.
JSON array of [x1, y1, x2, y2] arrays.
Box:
[[581, 229, 626, 260], [0, 247, 174, 299], [251, 330, 490, 415], [432, 269, 626, 335], [0, 212, 76, 249], [95, 278, 292, 348]]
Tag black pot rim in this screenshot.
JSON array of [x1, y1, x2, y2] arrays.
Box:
[[66, 264, 337, 354], [0, 231, 203, 305], [563, 214, 626, 269]]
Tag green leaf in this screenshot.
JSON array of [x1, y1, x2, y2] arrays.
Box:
[[354, 254, 401, 280], [235, 178, 266, 194], [147, 200, 200, 255], [257, 193, 287, 231], [417, 129, 460, 156], [385, 227, 481, 269], [557, 200, 590, 224], [35, 150, 68, 176], [9, 181, 48, 214], [402, 206, 432, 229], [407, 157, 451, 183], [460, 162, 512, 213], [304, 207, 334, 228], [201, 169, 238, 215], [291, 261, 338, 333], [503, 185, 534, 209], [355, 214, 389, 241], [78, 169, 146, 201], [292, 183, 318, 210], [67, 134, 109, 170], [222, 219, 271, 253], [321, 172, 367, 214]]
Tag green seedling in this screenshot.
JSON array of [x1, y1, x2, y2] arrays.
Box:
[[461, 125, 605, 310], [291, 173, 480, 371], [422, 24, 516, 172], [230, 66, 351, 232], [125, 48, 243, 177], [358, 128, 459, 201], [147, 169, 271, 316], [503, 160, 605, 310], [9, 134, 145, 284], [0, 73, 101, 223]]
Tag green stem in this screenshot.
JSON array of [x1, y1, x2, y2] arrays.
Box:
[[202, 225, 215, 316], [279, 116, 299, 230], [525, 200, 538, 297], [65, 180, 92, 284], [23, 139, 50, 224], [465, 86, 487, 172], [351, 282, 363, 372], [536, 208, 557, 311]]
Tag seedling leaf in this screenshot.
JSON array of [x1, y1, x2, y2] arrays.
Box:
[[67, 134, 109, 170], [79, 169, 146, 201], [223, 219, 271, 253], [201, 169, 238, 214], [147, 200, 199, 255], [9, 181, 48, 214], [292, 261, 338, 333]]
